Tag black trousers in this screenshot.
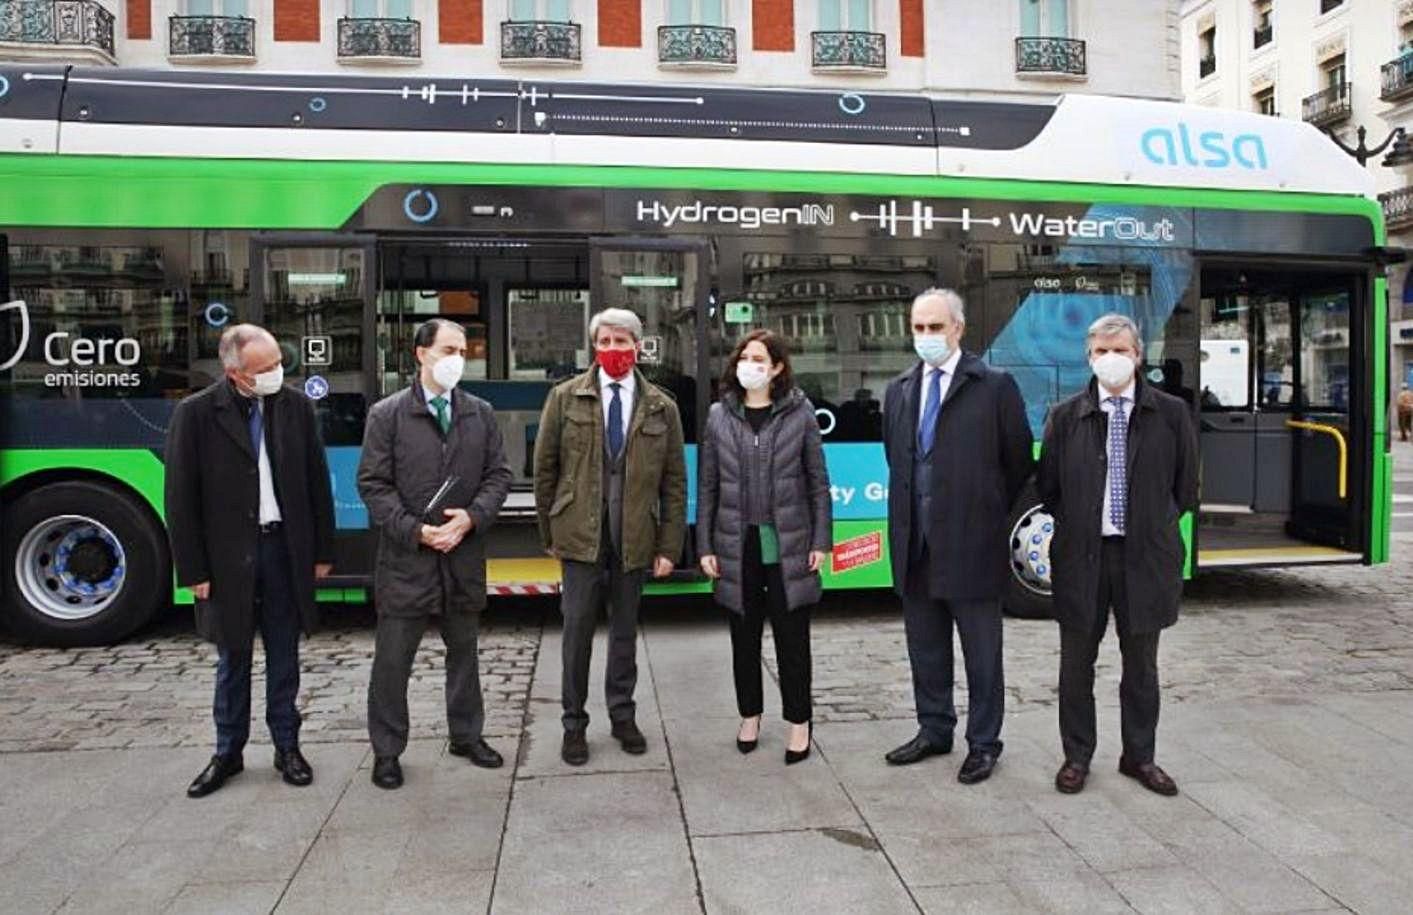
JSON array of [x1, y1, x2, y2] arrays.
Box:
[[1058, 537, 1161, 767], [728, 527, 812, 725], [900, 550, 1004, 753], [214, 528, 301, 757], [367, 609, 484, 759]]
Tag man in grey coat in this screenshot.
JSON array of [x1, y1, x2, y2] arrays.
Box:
[[357, 319, 512, 789]]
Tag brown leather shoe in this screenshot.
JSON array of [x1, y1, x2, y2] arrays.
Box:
[[1118, 757, 1178, 796], [1054, 761, 1088, 794]]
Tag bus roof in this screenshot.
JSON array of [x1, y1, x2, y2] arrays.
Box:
[[0, 65, 1375, 198]]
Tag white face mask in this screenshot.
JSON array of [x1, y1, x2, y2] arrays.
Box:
[[251, 364, 283, 397], [735, 360, 772, 392], [431, 354, 465, 391], [1091, 351, 1137, 390]]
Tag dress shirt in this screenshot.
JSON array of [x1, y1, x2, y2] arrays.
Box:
[[1099, 380, 1136, 537], [424, 383, 453, 422], [598, 366, 636, 442], [254, 398, 282, 525], [916, 347, 963, 432]]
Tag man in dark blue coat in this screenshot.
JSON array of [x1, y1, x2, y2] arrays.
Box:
[[881, 289, 1034, 784]]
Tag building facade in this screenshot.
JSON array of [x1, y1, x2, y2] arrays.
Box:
[[0, 1, 1179, 100], [1179, 0, 1413, 384]]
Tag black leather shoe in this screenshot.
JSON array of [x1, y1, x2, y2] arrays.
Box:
[[1055, 760, 1089, 794], [187, 753, 243, 798], [449, 739, 504, 769], [784, 722, 813, 766], [562, 729, 589, 766], [371, 756, 403, 790], [957, 748, 1001, 785], [736, 716, 761, 754], [611, 720, 647, 755], [884, 733, 953, 766], [273, 747, 313, 787], [1119, 757, 1179, 796]]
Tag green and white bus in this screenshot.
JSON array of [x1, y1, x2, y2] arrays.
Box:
[[0, 66, 1394, 645]]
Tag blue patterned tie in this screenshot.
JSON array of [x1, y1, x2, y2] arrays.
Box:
[[1107, 396, 1127, 533], [917, 368, 942, 454], [607, 383, 624, 459], [247, 399, 263, 456]]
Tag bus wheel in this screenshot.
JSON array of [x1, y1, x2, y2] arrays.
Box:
[[1, 481, 170, 646], [1004, 484, 1055, 620]]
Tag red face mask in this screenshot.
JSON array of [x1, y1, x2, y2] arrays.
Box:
[[597, 347, 636, 380]]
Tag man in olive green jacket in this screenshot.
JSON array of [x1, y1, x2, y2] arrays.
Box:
[[533, 307, 687, 766]]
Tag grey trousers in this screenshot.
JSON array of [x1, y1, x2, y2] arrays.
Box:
[[560, 556, 645, 731], [367, 611, 484, 759]]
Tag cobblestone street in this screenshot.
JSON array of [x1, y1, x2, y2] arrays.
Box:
[[2, 525, 1412, 912]]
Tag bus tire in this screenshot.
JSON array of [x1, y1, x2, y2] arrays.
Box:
[[1003, 482, 1056, 620], [1, 480, 170, 646]]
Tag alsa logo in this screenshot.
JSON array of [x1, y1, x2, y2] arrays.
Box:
[[1141, 123, 1268, 170], [0, 299, 30, 372]]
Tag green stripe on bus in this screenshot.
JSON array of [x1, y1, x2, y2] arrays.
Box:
[[0, 154, 1382, 228]]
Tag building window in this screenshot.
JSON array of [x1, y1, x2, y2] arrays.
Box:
[[350, 0, 413, 17], [1323, 52, 1346, 89], [1319, 0, 1342, 13], [185, 0, 249, 14], [1199, 25, 1216, 78], [667, 0, 724, 26], [509, 0, 571, 22], [1254, 85, 1276, 115], [1400, 20, 1413, 56], [1253, 1, 1272, 48], [818, 0, 872, 32], [1019, 0, 1069, 37]]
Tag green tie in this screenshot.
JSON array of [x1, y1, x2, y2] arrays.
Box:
[[430, 395, 450, 435]]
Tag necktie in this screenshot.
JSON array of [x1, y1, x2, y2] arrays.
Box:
[[607, 383, 624, 459], [917, 368, 942, 454], [1107, 396, 1128, 533], [247, 399, 263, 456], [430, 395, 450, 435]]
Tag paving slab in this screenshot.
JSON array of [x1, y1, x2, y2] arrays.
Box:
[[694, 828, 916, 914]]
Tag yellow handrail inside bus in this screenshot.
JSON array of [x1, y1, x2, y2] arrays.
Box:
[[1285, 420, 1347, 499]]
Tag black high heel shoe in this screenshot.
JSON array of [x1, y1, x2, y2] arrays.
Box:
[[737, 716, 761, 754], [785, 722, 812, 765]]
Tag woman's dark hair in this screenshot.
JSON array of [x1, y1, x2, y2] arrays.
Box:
[[721, 329, 794, 401], [413, 318, 466, 351]]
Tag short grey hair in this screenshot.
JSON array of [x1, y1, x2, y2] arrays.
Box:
[[218, 324, 276, 371], [911, 288, 966, 325], [1085, 313, 1143, 357], [588, 307, 643, 343]]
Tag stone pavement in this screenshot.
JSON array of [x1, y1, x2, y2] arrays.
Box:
[[2, 540, 1412, 912]]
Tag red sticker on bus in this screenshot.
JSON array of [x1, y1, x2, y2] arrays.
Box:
[[831, 532, 883, 574]]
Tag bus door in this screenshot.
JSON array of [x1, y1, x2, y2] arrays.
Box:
[[1196, 266, 1363, 564], [588, 237, 710, 572], [250, 234, 377, 581]]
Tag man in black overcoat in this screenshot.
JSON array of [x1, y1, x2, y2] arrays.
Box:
[[1038, 313, 1198, 797], [165, 324, 335, 798]]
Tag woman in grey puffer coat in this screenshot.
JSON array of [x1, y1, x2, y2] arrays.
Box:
[[697, 329, 832, 764]]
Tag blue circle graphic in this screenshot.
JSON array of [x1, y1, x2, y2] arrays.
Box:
[[403, 189, 439, 224], [309, 96, 327, 113], [204, 302, 230, 328], [838, 93, 866, 116], [305, 375, 329, 400], [0, 75, 10, 99]]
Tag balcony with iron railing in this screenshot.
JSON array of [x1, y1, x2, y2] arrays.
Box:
[[810, 30, 886, 73], [1253, 24, 1272, 49], [500, 20, 581, 65], [1302, 82, 1352, 127], [657, 24, 736, 68], [337, 17, 420, 63], [1382, 54, 1413, 103], [1014, 36, 1087, 77], [1381, 187, 1413, 232], [169, 14, 255, 61], [0, 0, 115, 64], [1198, 55, 1216, 78]]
